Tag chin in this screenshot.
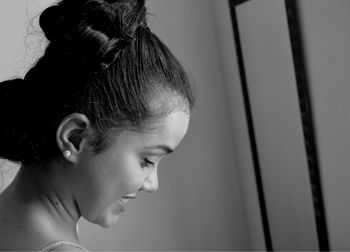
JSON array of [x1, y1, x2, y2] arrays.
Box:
[[86, 203, 123, 227], [97, 216, 120, 228], [94, 211, 121, 228]]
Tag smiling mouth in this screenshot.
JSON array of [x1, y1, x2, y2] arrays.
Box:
[[119, 193, 138, 205], [119, 198, 128, 204], [123, 193, 138, 199]]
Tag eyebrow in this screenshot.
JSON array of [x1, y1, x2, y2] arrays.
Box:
[[147, 145, 174, 154]]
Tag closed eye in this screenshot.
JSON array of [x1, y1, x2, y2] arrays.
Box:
[[141, 158, 155, 168]]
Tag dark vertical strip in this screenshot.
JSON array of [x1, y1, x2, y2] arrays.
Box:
[[228, 1, 273, 250], [284, 0, 330, 250], [232, 0, 250, 5]]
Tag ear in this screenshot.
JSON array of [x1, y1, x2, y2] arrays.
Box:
[[56, 113, 92, 163]]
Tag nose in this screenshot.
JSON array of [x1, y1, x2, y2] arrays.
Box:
[[142, 169, 159, 193]]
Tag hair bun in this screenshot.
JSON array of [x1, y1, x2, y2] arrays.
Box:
[[39, 5, 65, 42], [39, 0, 148, 71]]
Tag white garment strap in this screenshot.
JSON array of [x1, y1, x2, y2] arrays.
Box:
[[39, 241, 89, 252]]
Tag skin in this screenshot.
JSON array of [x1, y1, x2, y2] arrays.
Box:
[[0, 110, 190, 250]]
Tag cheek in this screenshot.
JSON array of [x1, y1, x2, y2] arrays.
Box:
[[74, 152, 145, 217], [114, 159, 146, 194]]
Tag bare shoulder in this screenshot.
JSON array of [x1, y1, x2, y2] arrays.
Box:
[[46, 244, 89, 251]]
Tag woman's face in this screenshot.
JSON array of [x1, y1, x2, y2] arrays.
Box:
[[71, 110, 190, 227]]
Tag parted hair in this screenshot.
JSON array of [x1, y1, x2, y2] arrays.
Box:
[[0, 0, 195, 165]]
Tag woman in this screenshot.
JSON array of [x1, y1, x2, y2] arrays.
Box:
[[0, 0, 195, 250]]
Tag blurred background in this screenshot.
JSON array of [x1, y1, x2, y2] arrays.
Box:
[[3, 0, 350, 251]]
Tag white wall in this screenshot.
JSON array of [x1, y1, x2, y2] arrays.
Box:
[[0, 0, 250, 250], [211, 0, 319, 250], [298, 0, 350, 249], [234, 0, 318, 250], [211, 0, 266, 250]]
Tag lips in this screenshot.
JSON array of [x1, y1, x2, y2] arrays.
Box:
[[123, 193, 138, 199], [119, 197, 129, 204], [118, 193, 137, 205]]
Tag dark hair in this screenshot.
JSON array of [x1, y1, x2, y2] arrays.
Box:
[[0, 0, 195, 165]]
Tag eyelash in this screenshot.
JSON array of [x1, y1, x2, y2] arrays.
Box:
[[141, 158, 155, 168]]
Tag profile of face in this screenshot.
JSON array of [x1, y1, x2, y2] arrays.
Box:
[[68, 110, 190, 227]]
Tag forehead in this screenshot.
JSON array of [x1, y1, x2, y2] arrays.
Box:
[[146, 110, 189, 138], [114, 110, 190, 150]]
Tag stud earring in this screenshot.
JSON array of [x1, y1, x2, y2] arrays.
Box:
[[63, 150, 71, 158]]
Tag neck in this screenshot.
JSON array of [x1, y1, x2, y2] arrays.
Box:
[[8, 162, 81, 242]]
